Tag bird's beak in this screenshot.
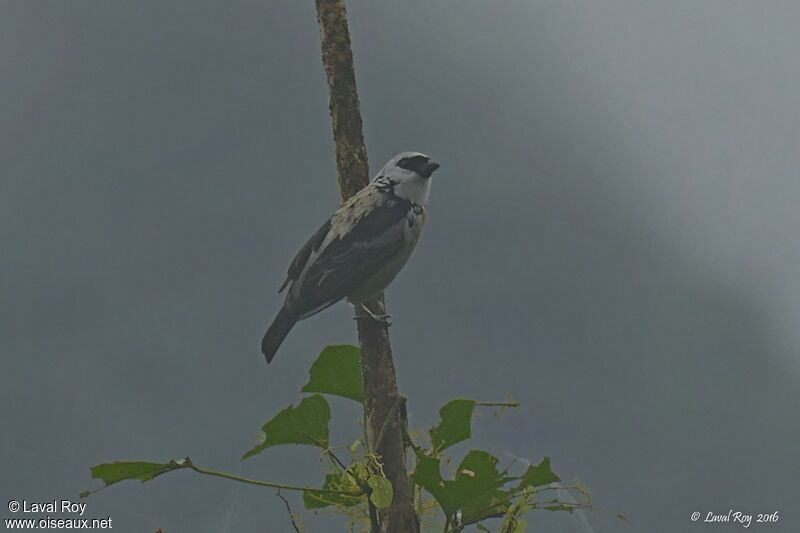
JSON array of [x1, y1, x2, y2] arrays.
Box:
[[419, 161, 440, 178]]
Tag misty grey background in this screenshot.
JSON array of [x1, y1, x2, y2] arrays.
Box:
[[2, 1, 799, 532]]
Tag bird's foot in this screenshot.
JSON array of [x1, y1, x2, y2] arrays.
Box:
[[354, 303, 392, 327]]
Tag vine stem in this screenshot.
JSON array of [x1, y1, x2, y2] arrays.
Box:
[[452, 485, 592, 532], [474, 401, 520, 408], [186, 461, 361, 496], [374, 396, 404, 452]]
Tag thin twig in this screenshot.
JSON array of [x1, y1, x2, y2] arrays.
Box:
[[276, 489, 302, 533], [299, 431, 350, 472], [368, 499, 380, 533], [500, 456, 519, 477]]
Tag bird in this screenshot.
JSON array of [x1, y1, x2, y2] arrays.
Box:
[[261, 151, 440, 363]]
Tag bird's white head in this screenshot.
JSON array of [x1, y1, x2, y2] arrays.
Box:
[[374, 152, 440, 205]]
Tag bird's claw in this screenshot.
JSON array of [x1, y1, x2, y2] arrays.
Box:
[[354, 303, 392, 327], [353, 314, 392, 327]]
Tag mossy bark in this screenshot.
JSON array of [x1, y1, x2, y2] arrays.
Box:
[[314, 1, 420, 532]]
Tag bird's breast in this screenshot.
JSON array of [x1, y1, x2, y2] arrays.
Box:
[[346, 210, 425, 304]]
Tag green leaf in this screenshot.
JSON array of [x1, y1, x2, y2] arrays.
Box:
[[302, 472, 363, 509], [367, 476, 393, 509], [429, 399, 476, 452], [83, 459, 190, 497], [301, 345, 364, 403], [412, 453, 452, 513], [518, 457, 560, 488], [412, 449, 507, 519], [457, 451, 512, 524], [242, 395, 331, 459]]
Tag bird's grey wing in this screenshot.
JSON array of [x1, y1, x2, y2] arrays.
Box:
[[288, 196, 411, 318], [279, 218, 332, 293]]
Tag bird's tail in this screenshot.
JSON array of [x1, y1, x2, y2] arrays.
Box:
[[261, 306, 297, 364]]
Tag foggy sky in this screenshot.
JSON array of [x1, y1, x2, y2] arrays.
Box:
[[2, 1, 799, 532]]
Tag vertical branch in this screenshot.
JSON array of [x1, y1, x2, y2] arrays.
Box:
[[314, 1, 419, 532], [315, 0, 369, 201]]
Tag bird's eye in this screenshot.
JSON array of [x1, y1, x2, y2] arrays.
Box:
[[397, 155, 430, 172]]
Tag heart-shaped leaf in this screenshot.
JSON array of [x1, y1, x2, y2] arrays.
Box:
[[429, 399, 476, 452], [243, 394, 331, 459], [302, 345, 364, 403]]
